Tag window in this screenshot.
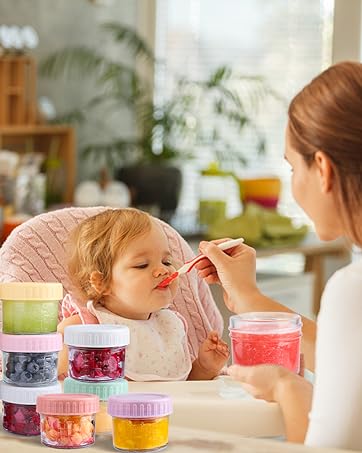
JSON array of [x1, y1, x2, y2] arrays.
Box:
[[154, 0, 334, 229]]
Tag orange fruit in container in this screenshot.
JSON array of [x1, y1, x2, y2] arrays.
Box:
[[238, 177, 281, 209]]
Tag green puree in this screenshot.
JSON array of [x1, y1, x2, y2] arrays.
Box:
[[2, 299, 59, 334]]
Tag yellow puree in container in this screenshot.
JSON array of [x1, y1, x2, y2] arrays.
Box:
[[112, 417, 169, 450]]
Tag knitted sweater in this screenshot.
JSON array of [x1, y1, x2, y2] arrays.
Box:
[[0, 207, 223, 360]]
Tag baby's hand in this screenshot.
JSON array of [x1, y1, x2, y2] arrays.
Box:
[[198, 331, 229, 375]]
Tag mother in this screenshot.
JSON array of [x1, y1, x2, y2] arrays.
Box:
[[197, 61, 362, 450]]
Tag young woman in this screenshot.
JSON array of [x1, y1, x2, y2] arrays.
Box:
[[196, 61, 362, 450]]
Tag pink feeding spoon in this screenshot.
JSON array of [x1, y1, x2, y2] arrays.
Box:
[[158, 238, 244, 288]]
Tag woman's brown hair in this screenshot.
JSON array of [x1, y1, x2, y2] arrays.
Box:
[[68, 208, 152, 302], [288, 61, 362, 245]]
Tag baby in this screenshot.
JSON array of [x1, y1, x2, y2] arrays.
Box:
[[57, 208, 229, 380]]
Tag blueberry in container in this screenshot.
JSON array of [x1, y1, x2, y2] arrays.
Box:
[[1, 332, 63, 387]]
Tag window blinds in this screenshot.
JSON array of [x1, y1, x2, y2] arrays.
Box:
[[154, 0, 334, 226]]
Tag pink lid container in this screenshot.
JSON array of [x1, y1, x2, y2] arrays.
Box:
[[37, 393, 99, 415], [108, 393, 172, 419], [0, 332, 63, 352]]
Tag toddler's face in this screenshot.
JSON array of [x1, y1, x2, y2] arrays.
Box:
[[103, 221, 178, 320]]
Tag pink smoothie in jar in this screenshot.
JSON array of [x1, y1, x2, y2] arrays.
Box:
[[229, 312, 302, 373]]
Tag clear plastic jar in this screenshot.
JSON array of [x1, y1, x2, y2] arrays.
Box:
[[0, 282, 63, 334], [108, 393, 172, 452], [0, 381, 61, 436], [63, 376, 128, 434], [229, 312, 302, 373], [198, 163, 241, 228], [37, 393, 99, 449], [64, 325, 129, 381], [1, 332, 62, 386]]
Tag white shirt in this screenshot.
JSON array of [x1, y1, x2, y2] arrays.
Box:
[[305, 258, 362, 450]]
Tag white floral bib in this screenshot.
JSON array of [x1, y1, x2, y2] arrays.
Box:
[[87, 301, 192, 381]]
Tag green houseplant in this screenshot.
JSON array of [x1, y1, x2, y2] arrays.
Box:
[[40, 22, 283, 218]]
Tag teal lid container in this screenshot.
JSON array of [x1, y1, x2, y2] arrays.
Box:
[[64, 376, 128, 434], [63, 376, 128, 401]]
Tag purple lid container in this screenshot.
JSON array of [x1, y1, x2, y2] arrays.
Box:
[[108, 393, 172, 419]]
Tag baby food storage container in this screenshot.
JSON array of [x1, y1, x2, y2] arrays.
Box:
[[0, 282, 63, 334], [108, 393, 173, 452], [64, 376, 128, 434], [0, 381, 61, 436], [64, 324, 130, 381], [1, 332, 62, 386], [37, 393, 99, 449], [229, 312, 302, 373]]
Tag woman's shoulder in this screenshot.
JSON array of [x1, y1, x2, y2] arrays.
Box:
[[329, 258, 362, 285], [321, 259, 362, 311]]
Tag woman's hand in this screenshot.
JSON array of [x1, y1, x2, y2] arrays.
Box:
[[196, 239, 260, 313], [227, 363, 292, 402], [227, 363, 313, 443]]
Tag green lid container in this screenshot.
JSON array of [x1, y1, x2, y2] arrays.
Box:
[[0, 282, 63, 334], [63, 377, 128, 401]]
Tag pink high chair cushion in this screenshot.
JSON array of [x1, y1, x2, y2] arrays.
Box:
[[0, 206, 223, 360]]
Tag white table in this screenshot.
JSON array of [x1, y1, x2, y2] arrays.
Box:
[[128, 378, 284, 438], [0, 423, 359, 453], [1, 379, 358, 452]]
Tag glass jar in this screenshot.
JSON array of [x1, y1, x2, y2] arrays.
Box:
[[198, 163, 241, 229], [36, 393, 99, 449], [64, 325, 130, 381], [0, 381, 61, 436], [108, 393, 172, 452], [0, 282, 63, 334], [63, 376, 128, 434], [1, 332, 62, 386], [229, 312, 302, 373]]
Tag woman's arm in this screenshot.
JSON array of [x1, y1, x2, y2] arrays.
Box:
[[196, 240, 316, 371], [276, 373, 313, 442], [228, 364, 313, 443]]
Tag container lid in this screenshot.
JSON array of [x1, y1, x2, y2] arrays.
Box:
[[64, 324, 130, 348], [36, 393, 99, 415], [64, 377, 128, 401], [0, 282, 63, 301], [229, 312, 302, 334], [108, 393, 172, 419], [0, 380, 61, 405], [0, 332, 63, 352]]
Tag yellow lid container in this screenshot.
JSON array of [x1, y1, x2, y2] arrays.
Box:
[[0, 282, 63, 334]]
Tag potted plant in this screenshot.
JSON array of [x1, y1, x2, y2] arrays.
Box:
[[40, 22, 283, 219]]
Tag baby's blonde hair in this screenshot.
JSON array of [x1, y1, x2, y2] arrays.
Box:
[[68, 208, 152, 302]]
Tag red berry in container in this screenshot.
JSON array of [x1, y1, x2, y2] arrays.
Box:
[[64, 325, 129, 382], [0, 381, 61, 436]]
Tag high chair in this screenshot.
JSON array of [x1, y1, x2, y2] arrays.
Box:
[[0, 206, 223, 359]]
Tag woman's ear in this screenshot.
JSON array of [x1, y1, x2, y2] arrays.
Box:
[[89, 271, 110, 296], [314, 150, 333, 193]]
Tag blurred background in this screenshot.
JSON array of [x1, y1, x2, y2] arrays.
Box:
[[0, 0, 360, 327]]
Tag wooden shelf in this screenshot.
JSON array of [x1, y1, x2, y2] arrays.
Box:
[[0, 125, 76, 203], [0, 56, 37, 125]]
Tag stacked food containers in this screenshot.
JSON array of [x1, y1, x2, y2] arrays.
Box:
[[0, 282, 63, 436], [63, 324, 130, 436]]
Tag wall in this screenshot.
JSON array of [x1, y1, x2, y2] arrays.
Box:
[[0, 0, 138, 179], [332, 0, 361, 62]]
